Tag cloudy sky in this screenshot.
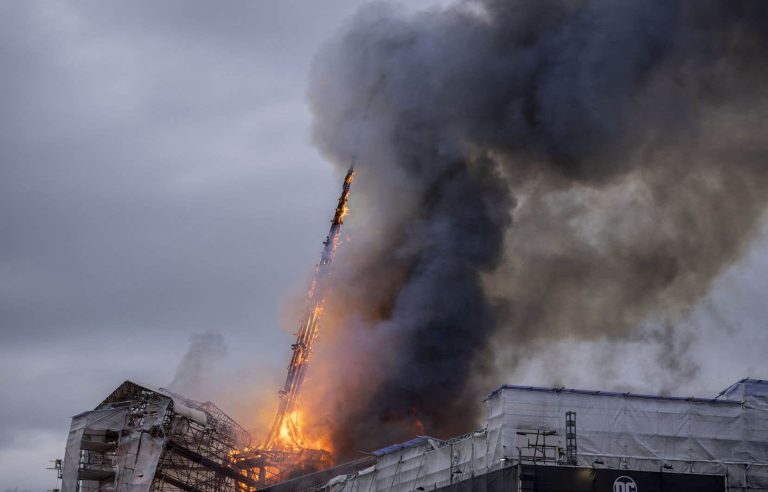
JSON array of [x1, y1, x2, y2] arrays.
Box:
[[0, 1, 451, 488], [1, 1, 767, 490]]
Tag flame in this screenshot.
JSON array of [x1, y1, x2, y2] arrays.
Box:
[[338, 203, 349, 223], [414, 418, 425, 435], [271, 409, 333, 454], [228, 445, 285, 491]]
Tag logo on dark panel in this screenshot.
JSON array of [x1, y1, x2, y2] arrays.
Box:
[[613, 476, 638, 492]]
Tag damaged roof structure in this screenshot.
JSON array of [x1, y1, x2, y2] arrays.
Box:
[[61, 381, 258, 492]]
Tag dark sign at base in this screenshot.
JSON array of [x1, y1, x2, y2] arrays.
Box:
[[435, 464, 724, 492], [525, 465, 725, 492]]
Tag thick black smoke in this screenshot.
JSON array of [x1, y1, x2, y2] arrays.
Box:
[[307, 0, 768, 458]]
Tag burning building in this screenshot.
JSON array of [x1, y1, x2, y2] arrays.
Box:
[[56, 2, 768, 485], [53, 164, 768, 490], [264, 378, 768, 492], [60, 378, 768, 491], [58, 166, 358, 491], [55, 133, 768, 491], [50, 1, 768, 490]]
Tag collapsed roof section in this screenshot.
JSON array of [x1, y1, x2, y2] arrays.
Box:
[[61, 380, 257, 492]]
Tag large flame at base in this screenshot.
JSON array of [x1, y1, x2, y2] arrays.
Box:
[[274, 409, 334, 455]]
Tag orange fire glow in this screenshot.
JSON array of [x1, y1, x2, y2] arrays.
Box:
[[273, 408, 334, 454], [338, 203, 349, 223]]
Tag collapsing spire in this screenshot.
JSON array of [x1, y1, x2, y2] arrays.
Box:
[[265, 165, 354, 451]]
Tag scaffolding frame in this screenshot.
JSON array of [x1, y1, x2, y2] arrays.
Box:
[[565, 411, 577, 466], [61, 381, 260, 492]]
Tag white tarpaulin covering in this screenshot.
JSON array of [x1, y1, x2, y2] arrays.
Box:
[[487, 379, 768, 490], [61, 400, 170, 492], [112, 423, 166, 491], [321, 378, 768, 491], [61, 412, 91, 492]]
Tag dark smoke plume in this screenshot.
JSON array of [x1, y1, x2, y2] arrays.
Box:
[[306, 0, 768, 459]]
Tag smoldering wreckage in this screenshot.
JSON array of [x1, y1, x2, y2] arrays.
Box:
[[57, 1, 768, 491]]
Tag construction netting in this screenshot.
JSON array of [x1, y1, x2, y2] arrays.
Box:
[[314, 379, 768, 491], [61, 398, 170, 492]]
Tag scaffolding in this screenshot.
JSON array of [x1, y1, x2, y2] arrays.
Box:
[[565, 411, 577, 466], [61, 381, 258, 492]]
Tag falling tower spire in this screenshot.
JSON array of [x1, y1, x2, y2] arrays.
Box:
[[265, 164, 354, 450]]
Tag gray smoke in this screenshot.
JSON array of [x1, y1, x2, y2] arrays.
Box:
[[307, 0, 768, 458], [168, 331, 228, 399]]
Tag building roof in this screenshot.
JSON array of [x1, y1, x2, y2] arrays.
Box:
[[370, 436, 439, 457], [716, 377, 768, 399], [484, 379, 767, 405]]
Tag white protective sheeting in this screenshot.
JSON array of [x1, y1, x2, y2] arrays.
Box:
[[318, 379, 768, 492], [324, 431, 505, 491], [112, 430, 166, 490], [61, 412, 90, 492], [61, 398, 171, 492], [488, 380, 768, 490]]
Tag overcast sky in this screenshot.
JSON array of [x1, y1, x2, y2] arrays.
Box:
[[0, 1, 452, 488], [1, 1, 767, 490]]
